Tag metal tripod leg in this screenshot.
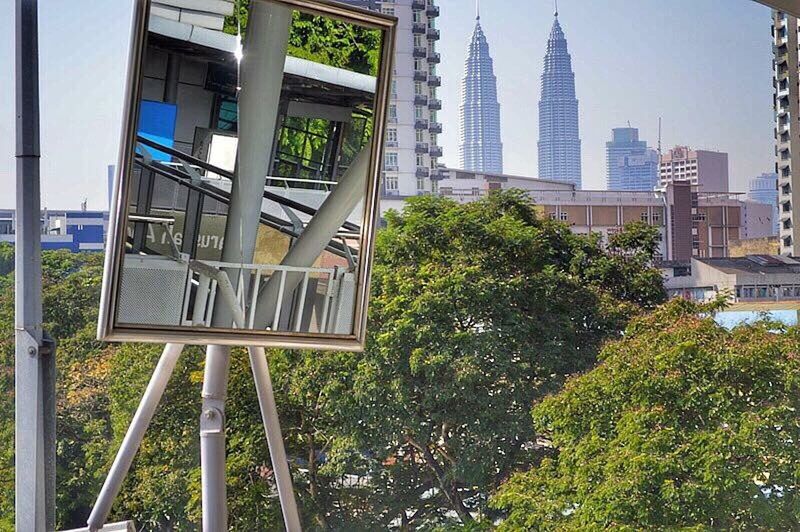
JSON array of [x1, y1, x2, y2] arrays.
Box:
[[201, 345, 231, 531], [87, 343, 185, 531], [247, 346, 302, 532]]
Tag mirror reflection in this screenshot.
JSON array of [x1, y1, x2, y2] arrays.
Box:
[[118, 0, 384, 336]]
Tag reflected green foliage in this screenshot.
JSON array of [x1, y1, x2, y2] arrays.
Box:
[[493, 298, 800, 530], [224, 3, 382, 75]]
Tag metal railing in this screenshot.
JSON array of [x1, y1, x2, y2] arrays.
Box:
[[183, 260, 346, 333]]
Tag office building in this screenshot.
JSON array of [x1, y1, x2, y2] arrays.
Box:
[[342, 0, 443, 196], [664, 255, 800, 303], [433, 169, 772, 260], [658, 146, 729, 193], [605, 127, 658, 191], [538, 9, 581, 187], [747, 172, 779, 235], [774, 9, 800, 254], [0, 209, 108, 252], [458, 8, 503, 173]]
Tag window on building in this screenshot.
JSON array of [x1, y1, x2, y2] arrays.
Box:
[[559, 212, 568, 221], [391, 80, 397, 97], [416, 154, 425, 167], [416, 129, 425, 143], [387, 128, 397, 143], [415, 81, 423, 95], [415, 106, 424, 119], [385, 152, 398, 169], [417, 176, 425, 191], [388, 104, 397, 120], [385, 174, 398, 191]]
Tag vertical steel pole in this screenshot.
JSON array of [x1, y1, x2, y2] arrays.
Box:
[[15, 0, 55, 530], [201, 345, 231, 531], [247, 347, 302, 532]]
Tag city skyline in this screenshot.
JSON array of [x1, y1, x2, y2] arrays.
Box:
[[0, 0, 778, 208]]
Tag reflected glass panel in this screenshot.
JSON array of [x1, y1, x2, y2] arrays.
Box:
[[115, 0, 386, 337]]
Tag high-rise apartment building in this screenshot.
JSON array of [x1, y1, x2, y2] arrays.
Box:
[[341, 0, 443, 197], [458, 9, 503, 173], [748, 172, 779, 235], [658, 146, 729, 193], [605, 127, 658, 191], [538, 10, 581, 188], [773, 10, 800, 254]]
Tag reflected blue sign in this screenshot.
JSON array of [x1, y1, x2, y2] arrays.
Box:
[[137, 100, 177, 161]]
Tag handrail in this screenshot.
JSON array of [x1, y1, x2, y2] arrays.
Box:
[[134, 156, 355, 258], [137, 135, 361, 232]]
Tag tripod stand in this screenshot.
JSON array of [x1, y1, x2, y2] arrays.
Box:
[[86, 342, 302, 531]]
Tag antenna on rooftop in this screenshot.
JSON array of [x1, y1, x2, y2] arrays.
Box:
[[554, 0, 558, 17], [657, 117, 662, 157]]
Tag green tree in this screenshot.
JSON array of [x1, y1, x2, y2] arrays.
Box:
[[492, 298, 800, 530], [292, 192, 665, 528]]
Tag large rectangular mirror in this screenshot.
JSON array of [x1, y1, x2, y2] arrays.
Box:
[[98, 0, 396, 350]]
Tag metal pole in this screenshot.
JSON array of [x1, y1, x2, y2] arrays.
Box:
[[247, 346, 302, 532], [213, 0, 291, 327], [87, 343, 185, 531], [252, 147, 370, 329], [15, 0, 55, 530], [200, 345, 231, 531]]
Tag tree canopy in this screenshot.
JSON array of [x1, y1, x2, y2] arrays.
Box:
[[0, 191, 668, 530], [492, 298, 800, 530]]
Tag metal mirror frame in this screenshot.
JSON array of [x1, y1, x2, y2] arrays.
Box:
[[98, 0, 397, 351]]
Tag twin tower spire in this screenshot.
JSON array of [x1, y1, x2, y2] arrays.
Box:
[[459, 1, 581, 187]]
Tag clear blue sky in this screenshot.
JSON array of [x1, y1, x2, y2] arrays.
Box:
[[0, 0, 776, 208]]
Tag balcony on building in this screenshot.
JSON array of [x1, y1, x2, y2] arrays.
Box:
[[416, 167, 430, 178], [414, 94, 429, 105], [413, 46, 427, 59], [384, 164, 399, 172], [411, 0, 426, 11], [429, 121, 442, 134], [427, 75, 441, 87], [430, 169, 445, 180], [385, 139, 399, 148], [428, 98, 441, 110], [415, 119, 430, 130], [426, 3, 440, 17], [429, 145, 442, 157], [427, 52, 441, 64], [427, 27, 440, 40], [415, 142, 429, 153], [412, 22, 427, 34], [413, 70, 428, 82]]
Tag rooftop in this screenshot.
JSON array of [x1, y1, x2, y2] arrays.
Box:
[[695, 255, 800, 275]]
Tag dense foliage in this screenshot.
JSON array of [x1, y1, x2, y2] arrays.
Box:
[[0, 192, 668, 530], [492, 298, 800, 530], [224, 3, 382, 75]]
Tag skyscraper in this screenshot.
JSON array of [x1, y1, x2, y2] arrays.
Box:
[[748, 172, 779, 235], [459, 6, 503, 173], [773, 9, 800, 254], [339, 0, 443, 196], [606, 127, 658, 191], [538, 9, 581, 187]]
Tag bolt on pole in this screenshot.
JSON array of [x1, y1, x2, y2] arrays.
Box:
[[15, 0, 56, 530]]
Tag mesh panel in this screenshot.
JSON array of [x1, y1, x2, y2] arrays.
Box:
[[118, 256, 189, 326]]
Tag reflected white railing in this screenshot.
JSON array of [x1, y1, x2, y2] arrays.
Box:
[[181, 260, 349, 334]]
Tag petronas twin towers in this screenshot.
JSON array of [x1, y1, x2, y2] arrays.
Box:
[[459, 5, 581, 187], [459, 7, 503, 173]]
